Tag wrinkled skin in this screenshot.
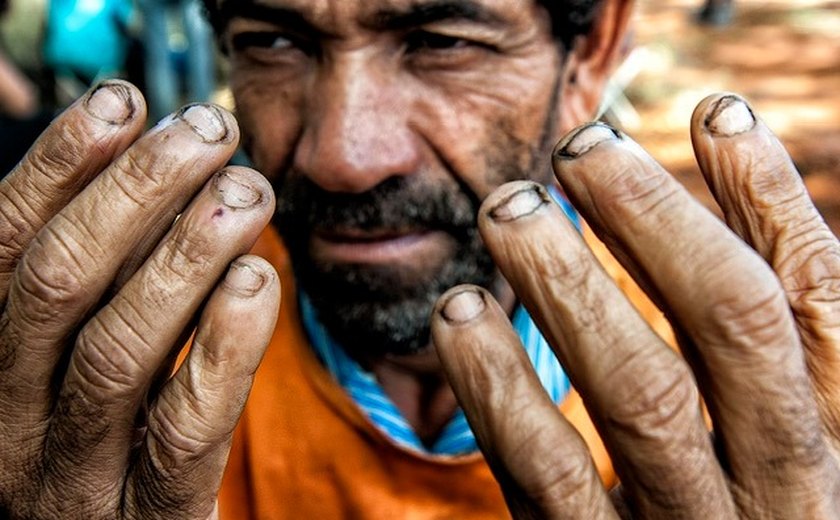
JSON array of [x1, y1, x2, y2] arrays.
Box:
[[225, 0, 567, 363], [0, 0, 838, 519], [432, 98, 840, 518]]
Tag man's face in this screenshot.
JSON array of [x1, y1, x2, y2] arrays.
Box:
[[219, 0, 566, 359]]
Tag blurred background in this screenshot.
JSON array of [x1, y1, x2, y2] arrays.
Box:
[[0, 0, 838, 234]]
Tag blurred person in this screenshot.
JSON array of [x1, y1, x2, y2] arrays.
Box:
[[1, 1, 839, 519], [139, 0, 215, 122], [0, 0, 50, 176], [43, 0, 135, 97], [0, 42, 36, 119], [697, 0, 734, 25]]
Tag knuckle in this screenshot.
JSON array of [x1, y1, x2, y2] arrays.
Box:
[[778, 236, 840, 311], [605, 350, 698, 435], [129, 452, 194, 516], [527, 451, 594, 508], [598, 163, 682, 225], [146, 409, 213, 478], [22, 123, 92, 183], [0, 191, 42, 266], [526, 457, 593, 511], [499, 426, 596, 510], [74, 315, 147, 397], [107, 149, 169, 207], [535, 244, 597, 294], [14, 231, 89, 320], [153, 225, 216, 283], [43, 387, 110, 470], [706, 275, 796, 350], [744, 153, 804, 208]]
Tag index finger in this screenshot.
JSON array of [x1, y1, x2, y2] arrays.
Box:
[[0, 80, 146, 303]]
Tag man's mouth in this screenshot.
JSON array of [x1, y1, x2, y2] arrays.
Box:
[[310, 228, 451, 265]]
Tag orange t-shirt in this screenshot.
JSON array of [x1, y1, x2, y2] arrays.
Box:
[[218, 225, 672, 519]]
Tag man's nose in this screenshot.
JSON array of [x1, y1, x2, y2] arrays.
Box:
[[292, 56, 420, 194]]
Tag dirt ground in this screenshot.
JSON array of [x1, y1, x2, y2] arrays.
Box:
[[622, 0, 840, 235]]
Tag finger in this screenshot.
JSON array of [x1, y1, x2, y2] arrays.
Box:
[[691, 94, 840, 444], [127, 256, 280, 518], [476, 181, 735, 518], [125, 255, 279, 520], [0, 104, 238, 434], [432, 285, 618, 520], [552, 125, 840, 516], [44, 168, 274, 501], [0, 80, 146, 303]]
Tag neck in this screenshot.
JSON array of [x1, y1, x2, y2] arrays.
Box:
[[369, 279, 517, 446]]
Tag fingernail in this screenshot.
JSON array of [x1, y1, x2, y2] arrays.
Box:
[[177, 104, 231, 143], [441, 288, 486, 323], [554, 122, 620, 159], [488, 183, 550, 222], [214, 170, 262, 209], [224, 260, 266, 296], [85, 82, 134, 124], [705, 95, 755, 136]]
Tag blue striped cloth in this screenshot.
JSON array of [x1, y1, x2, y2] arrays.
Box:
[[301, 186, 579, 456]]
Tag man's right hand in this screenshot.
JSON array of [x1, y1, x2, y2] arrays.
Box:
[[0, 81, 280, 520]]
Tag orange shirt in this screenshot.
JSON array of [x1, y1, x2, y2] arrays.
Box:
[[218, 225, 673, 519]]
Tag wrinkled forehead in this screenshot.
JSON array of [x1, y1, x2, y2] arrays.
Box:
[[213, 0, 542, 34]]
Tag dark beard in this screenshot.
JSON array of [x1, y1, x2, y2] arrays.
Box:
[[268, 70, 561, 361], [274, 175, 495, 360]]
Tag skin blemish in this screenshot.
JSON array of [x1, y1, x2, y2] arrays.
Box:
[[213, 208, 225, 219]]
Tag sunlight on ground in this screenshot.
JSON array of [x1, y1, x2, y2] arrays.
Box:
[[627, 0, 840, 234]]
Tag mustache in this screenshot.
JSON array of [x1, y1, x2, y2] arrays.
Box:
[[274, 175, 480, 235]]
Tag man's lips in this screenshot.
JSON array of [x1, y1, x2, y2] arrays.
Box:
[[310, 229, 450, 264]]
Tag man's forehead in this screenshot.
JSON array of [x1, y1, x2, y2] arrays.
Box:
[[214, 0, 532, 30]]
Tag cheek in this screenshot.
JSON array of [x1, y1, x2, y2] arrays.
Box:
[[413, 56, 560, 196], [231, 72, 304, 182]]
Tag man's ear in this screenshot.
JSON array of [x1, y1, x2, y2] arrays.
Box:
[[556, 0, 635, 135]]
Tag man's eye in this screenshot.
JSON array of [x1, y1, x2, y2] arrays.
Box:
[[404, 31, 471, 53], [230, 32, 296, 52]]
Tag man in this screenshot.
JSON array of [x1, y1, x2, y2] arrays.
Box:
[[1, 0, 839, 519]]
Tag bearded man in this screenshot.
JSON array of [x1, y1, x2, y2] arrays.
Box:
[[2, 0, 840, 519]]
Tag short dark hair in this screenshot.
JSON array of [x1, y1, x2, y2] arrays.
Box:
[[201, 0, 602, 50], [538, 0, 603, 49]]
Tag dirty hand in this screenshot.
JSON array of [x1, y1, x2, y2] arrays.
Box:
[[433, 93, 840, 518], [0, 81, 280, 519]]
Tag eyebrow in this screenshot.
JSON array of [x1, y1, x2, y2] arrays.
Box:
[[213, 0, 505, 34], [214, 1, 319, 35], [367, 0, 506, 31]]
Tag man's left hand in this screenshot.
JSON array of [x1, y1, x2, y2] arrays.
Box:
[[432, 93, 840, 518]]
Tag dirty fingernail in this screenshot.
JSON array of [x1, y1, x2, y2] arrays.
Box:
[[706, 95, 756, 137], [554, 122, 620, 159], [489, 183, 550, 222], [177, 104, 231, 143], [441, 288, 486, 324], [214, 170, 262, 209], [85, 82, 135, 124], [224, 260, 266, 296]]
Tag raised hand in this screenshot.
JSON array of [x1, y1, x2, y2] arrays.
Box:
[[0, 81, 280, 520], [432, 93, 840, 518]]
